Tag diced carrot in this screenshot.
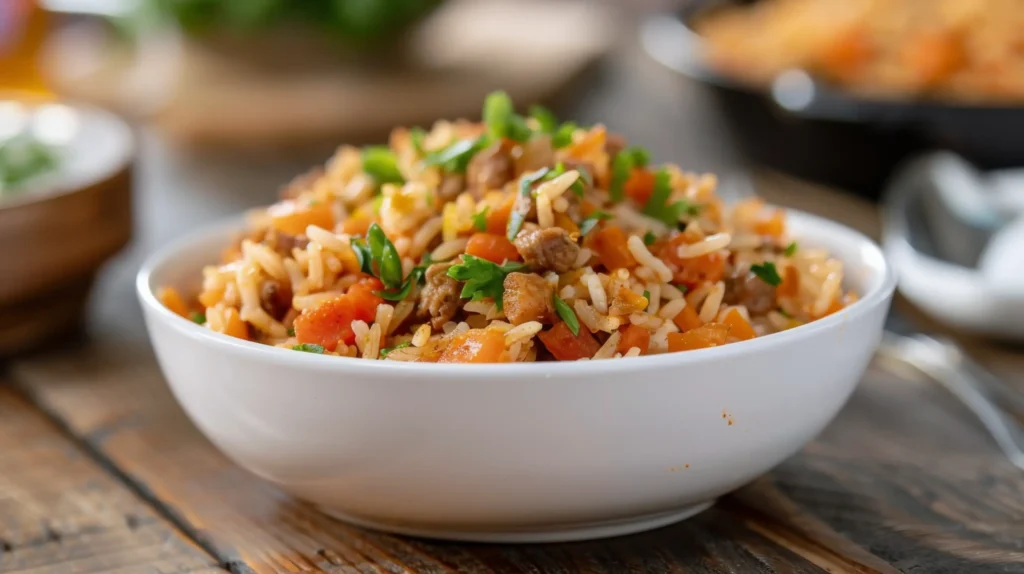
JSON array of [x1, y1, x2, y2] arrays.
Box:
[[661, 233, 727, 288], [590, 225, 636, 270], [294, 277, 383, 351], [554, 212, 580, 236], [721, 308, 757, 341], [580, 199, 598, 218], [341, 215, 372, 236], [538, 321, 602, 361], [624, 168, 656, 205], [609, 286, 649, 316], [753, 210, 785, 237], [820, 28, 872, 83], [667, 323, 730, 353], [438, 329, 507, 363], [672, 304, 703, 332], [268, 200, 334, 236], [486, 194, 515, 235], [777, 266, 800, 298], [466, 233, 521, 264], [221, 307, 250, 340], [198, 287, 223, 309], [616, 324, 651, 355], [565, 125, 606, 160], [158, 287, 189, 318], [902, 31, 964, 87]]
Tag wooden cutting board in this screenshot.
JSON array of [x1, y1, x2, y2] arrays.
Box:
[[44, 0, 619, 149]]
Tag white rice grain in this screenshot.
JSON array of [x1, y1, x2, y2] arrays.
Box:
[[658, 298, 687, 320], [536, 192, 554, 229], [351, 320, 370, 353], [411, 216, 443, 257], [574, 248, 593, 269], [647, 283, 661, 314], [306, 241, 324, 290], [306, 225, 349, 253], [593, 331, 621, 360], [293, 291, 343, 311], [242, 240, 288, 281], [559, 285, 576, 300], [537, 170, 579, 200], [391, 300, 415, 334], [374, 304, 395, 337], [661, 283, 684, 300], [505, 321, 543, 345], [364, 323, 382, 360], [623, 346, 642, 358], [627, 236, 672, 282], [676, 233, 731, 259], [412, 324, 432, 347], [584, 273, 607, 313], [432, 238, 469, 261], [699, 281, 726, 323]]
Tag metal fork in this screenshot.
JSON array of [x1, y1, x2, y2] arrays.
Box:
[[876, 313, 1024, 471]]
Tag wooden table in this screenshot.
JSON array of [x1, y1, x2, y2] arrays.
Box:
[[2, 42, 1024, 574]]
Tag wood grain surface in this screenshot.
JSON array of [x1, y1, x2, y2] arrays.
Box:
[[0, 383, 221, 573], [3, 36, 1024, 574]]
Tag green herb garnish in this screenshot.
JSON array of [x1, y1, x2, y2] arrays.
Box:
[[0, 135, 59, 194], [673, 284, 689, 294], [543, 162, 585, 197], [293, 343, 325, 354], [608, 151, 633, 202], [642, 169, 700, 226], [751, 262, 782, 286], [362, 146, 404, 184], [377, 254, 433, 302], [380, 341, 411, 358], [409, 127, 427, 155], [784, 242, 798, 257], [628, 146, 651, 168], [777, 308, 792, 319], [529, 105, 558, 133], [422, 136, 488, 173], [365, 223, 403, 288], [287, 327, 295, 337], [472, 206, 489, 232], [579, 210, 613, 236], [551, 121, 577, 148], [447, 255, 526, 310], [189, 312, 206, 325], [643, 231, 657, 245], [642, 290, 651, 303], [553, 294, 580, 336], [507, 166, 550, 241], [483, 90, 531, 142]]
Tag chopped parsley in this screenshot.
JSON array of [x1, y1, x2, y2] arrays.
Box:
[[421, 136, 488, 173], [551, 121, 577, 148], [292, 343, 325, 354], [447, 255, 526, 310], [784, 241, 798, 256], [378, 254, 433, 302], [380, 341, 411, 358], [507, 166, 550, 241], [189, 312, 206, 325], [642, 168, 700, 227], [366, 223, 403, 289], [409, 127, 427, 154], [751, 262, 782, 286], [553, 294, 580, 336], [472, 206, 489, 232], [287, 327, 295, 337], [529, 105, 558, 133], [579, 210, 613, 236], [483, 90, 531, 142], [361, 146, 404, 184], [643, 230, 657, 245], [642, 290, 651, 303]]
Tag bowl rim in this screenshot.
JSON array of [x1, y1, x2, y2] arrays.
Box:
[[137, 209, 896, 378]]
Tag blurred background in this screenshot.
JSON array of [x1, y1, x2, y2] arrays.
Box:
[[2, 0, 1023, 354]]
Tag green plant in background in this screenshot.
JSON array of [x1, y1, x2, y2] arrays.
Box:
[[147, 0, 444, 45], [0, 135, 59, 196]]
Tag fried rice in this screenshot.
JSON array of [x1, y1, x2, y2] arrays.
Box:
[[158, 92, 855, 363]]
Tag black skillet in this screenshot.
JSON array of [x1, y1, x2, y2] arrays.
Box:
[[640, 1, 1024, 199]]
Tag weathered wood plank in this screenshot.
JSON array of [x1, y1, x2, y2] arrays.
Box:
[[0, 384, 223, 573]]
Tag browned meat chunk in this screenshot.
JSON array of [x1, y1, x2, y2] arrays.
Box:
[[438, 173, 466, 202], [260, 279, 293, 321], [605, 131, 627, 159], [515, 136, 555, 174], [724, 269, 777, 315], [279, 166, 324, 200], [503, 272, 555, 325], [466, 140, 514, 197], [263, 229, 310, 258], [513, 228, 580, 273], [417, 261, 463, 329]]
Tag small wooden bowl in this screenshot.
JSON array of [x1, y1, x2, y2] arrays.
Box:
[[0, 95, 134, 355]]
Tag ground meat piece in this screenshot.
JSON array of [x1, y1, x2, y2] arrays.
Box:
[[417, 261, 463, 330], [264, 229, 310, 258], [515, 136, 555, 174], [466, 140, 515, 197], [438, 173, 466, 202], [724, 269, 777, 315], [279, 166, 324, 200], [605, 131, 627, 159], [513, 228, 580, 273], [260, 279, 293, 321], [503, 272, 555, 325]]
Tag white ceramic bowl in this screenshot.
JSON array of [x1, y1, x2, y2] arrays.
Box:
[[138, 210, 895, 543]]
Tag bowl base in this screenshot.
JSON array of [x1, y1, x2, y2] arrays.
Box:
[[318, 500, 715, 543]]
